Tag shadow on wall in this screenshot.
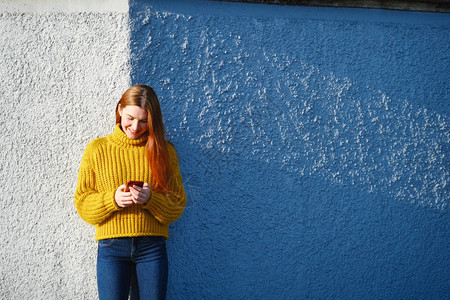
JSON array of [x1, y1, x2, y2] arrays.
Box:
[[129, 0, 450, 298], [170, 155, 450, 299]]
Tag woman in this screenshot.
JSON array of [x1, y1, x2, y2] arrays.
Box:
[[75, 85, 186, 299]]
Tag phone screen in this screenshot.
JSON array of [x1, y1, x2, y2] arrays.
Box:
[[125, 181, 144, 192]]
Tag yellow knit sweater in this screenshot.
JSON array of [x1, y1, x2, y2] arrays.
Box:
[[74, 124, 186, 241]]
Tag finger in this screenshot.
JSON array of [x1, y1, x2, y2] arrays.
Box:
[[118, 199, 133, 208], [129, 190, 140, 199], [134, 192, 149, 205], [143, 183, 150, 189], [125, 195, 136, 202], [132, 198, 143, 204], [129, 186, 139, 194], [120, 192, 133, 199], [122, 194, 134, 200], [129, 188, 140, 199], [132, 185, 147, 193], [131, 188, 148, 200], [135, 196, 147, 204], [136, 192, 148, 203]]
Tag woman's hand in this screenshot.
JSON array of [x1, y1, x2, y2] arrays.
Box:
[[130, 183, 151, 205], [114, 184, 134, 208]]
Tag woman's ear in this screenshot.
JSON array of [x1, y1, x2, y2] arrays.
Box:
[[118, 104, 123, 117]]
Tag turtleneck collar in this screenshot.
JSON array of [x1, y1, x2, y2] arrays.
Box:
[[109, 124, 148, 147]]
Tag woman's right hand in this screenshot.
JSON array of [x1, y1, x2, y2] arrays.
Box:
[[115, 185, 134, 208]]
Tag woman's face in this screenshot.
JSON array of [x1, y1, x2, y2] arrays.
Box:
[[118, 105, 149, 140]]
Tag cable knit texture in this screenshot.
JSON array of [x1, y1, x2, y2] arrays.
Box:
[[75, 124, 186, 241]]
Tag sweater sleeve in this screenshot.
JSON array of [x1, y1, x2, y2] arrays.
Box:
[[74, 141, 121, 225], [142, 145, 187, 225]]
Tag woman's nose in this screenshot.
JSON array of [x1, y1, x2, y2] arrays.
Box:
[[131, 121, 139, 131]]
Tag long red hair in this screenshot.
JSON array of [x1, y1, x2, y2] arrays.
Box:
[[116, 85, 171, 193]]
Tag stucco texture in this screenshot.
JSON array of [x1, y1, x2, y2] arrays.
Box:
[[0, 9, 130, 300], [130, 0, 449, 299], [1, 0, 449, 299]]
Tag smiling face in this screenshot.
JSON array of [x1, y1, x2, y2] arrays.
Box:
[[118, 104, 149, 139]]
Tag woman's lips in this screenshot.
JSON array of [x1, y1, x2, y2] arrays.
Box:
[[128, 128, 138, 135]]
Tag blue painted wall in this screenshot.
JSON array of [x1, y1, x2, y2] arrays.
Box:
[[130, 1, 450, 298]]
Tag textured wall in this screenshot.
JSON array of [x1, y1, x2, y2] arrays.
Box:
[[1, 0, 449, 299], [130, 0, 449, 299], [0, 1, 130, 299]]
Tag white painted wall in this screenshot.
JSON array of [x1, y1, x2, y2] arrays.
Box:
[[0, 1, 130, 298], [0, 0, 128, 13]]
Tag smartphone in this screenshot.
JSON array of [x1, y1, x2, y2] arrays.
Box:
[[124, 181, 144, 192]]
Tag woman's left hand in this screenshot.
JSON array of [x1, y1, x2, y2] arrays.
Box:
[[130, 183, 151, 205]]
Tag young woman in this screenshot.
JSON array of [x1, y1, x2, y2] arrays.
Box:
[[75, 85, 186, 299]]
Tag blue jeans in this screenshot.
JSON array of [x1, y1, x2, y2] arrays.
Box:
[[97, 236, 168, 300]]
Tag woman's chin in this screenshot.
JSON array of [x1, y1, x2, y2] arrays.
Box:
[[126, 130, 142, 140]]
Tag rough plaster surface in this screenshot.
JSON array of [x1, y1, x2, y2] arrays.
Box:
[[130, 0, 450, 299], [1, 0, 449, 299], [0, 7, 130, 300], [0, 0, 128, 13]]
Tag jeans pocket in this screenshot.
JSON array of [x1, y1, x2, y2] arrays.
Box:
[[98, 239, 116, 247]]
